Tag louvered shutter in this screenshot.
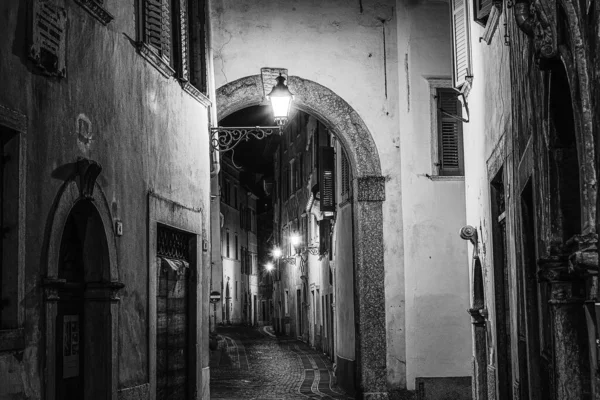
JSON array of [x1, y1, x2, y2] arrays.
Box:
[[451, 0, 471, 89], [319, 220, 331, 255], [476, 0, 493, 21], [437, 89, 464, 176], [145, 0, 171, 62], [319, 147, 335, 213], [341, 151, 349, 195]]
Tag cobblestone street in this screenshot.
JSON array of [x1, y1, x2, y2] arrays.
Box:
[[210, 326, 352, 399]]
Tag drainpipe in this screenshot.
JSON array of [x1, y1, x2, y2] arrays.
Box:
[[207, 0, 220, 178], [514, 0, 535, 36]]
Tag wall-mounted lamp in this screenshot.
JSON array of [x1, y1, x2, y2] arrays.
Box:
[[210, 74, 294, 153]]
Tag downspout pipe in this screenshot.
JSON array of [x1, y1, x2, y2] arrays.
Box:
[[514, 0, 535, 36]]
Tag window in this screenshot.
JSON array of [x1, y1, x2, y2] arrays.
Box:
[[319, 146, 336, 213], [341, 149, 350, 200], [235, 281, 238, 300], [139, 0, 208, 97], [0, 126, 21, 332], [435, 88, 464, 176], [284, 290, 289, 316], [450, 0, 472, 90], [235, 234, 239, 260], [225, 230, 230, 258], [233, 186, 237, 209], [473, 0, 493, 25]]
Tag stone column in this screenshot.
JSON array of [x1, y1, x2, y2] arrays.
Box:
[[539, 256, 590, 400], [354, 176, 388, 399]]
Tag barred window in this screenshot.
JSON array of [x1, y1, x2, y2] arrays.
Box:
[[157, 225, 191, 261]]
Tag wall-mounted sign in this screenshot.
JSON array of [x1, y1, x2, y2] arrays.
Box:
[[210, 291, 221, 303], [63, 314, 80, 378]]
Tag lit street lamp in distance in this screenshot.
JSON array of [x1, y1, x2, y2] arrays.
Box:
[[264, 262, 275, 272]]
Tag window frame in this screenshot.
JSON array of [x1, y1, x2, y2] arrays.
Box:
[[0, 106, 26, 351], [428, 78, 465, 180]]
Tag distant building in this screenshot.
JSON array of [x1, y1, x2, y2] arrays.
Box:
[[218, 157, 259, 325]]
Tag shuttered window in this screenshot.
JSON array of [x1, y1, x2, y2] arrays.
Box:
[[474, 0, 493, 23], [450, 0, 472, 89], [144, 0, 172, 63], [437, 88, 464, 176], [319, 147, 335, 213], [341, 150, 350, 197], [187, 0, 207, 92], [319, 220, 331, 256]]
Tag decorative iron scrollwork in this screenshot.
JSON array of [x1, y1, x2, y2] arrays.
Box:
[[210, 126, 281, 153]]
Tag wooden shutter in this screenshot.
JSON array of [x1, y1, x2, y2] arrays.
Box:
[[319, 220, 331, 255], [188, 0, 207, 92], [475, 0, 493, 21], [145, 0, 171, 62], [341, 150, 349, 195], [451, 0, 471, 88], [319, 147, 335, 213], [437, 89, 464, 176]]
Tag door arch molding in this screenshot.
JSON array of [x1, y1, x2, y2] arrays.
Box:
[[216, 75, 388, 397], [42, 178, 123, 400]]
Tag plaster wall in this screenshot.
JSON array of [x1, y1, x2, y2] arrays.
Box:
[[0, 0, 214, 396], [395, 0, 472, 389], [212, 0, 472, 391], [460, 1, 513, 391]]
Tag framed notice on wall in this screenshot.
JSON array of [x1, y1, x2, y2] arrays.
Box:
[[63, 315, 80, 378]]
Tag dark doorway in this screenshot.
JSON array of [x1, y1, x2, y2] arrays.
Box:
[[56, 200, 111, 400]]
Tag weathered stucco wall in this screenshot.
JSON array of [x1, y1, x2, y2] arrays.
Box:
[[461, 1, 513, 397], [0, 0, 213, 397], [212, 0, 471, 392], [395, 0, 472, 390]]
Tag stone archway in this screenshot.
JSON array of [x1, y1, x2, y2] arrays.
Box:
[[216, 75, 388, 398], [43, 168, 123, 400]]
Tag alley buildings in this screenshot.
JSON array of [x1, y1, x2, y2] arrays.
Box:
[[1, 1, 599, 400]]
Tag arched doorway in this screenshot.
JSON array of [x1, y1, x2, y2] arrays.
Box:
[[43, 175, 122, 400], [215, 75, 387, 397]]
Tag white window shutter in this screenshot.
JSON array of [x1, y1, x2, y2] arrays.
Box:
[[451, 0, 472, 89]]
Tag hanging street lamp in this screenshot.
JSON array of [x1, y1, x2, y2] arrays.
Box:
[[210, 73, 294, 153], [266, 74, 294, 127]]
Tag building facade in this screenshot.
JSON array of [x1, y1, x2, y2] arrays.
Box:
[[0, 0, 215, 399], [452, 0, 600, 398], [212, 0, 473, 396], [218, 157, 259, 326]]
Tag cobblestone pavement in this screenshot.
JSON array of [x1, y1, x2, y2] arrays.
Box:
[[210, 326, 353, 399]]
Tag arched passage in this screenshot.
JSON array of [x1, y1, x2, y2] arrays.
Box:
[[216, 75, 388, 397]]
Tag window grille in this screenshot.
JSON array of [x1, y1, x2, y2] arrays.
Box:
[[474, 0, 493, 23], [157, 225, 191, 261]]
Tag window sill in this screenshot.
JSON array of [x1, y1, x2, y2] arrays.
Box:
[[430, 175, 464, 181], [180, 80, 212, 107], [74, 0, 114, 25], [136, 42, 175, 79], [0, 328, 25, 352]]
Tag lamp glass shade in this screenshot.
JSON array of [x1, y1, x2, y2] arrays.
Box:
[[266, 75, 294, 125], [270, 96, 292, 120]]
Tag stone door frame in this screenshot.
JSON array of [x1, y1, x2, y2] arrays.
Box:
[[216, 75, 387, 398], [43, 179, 122, 400]]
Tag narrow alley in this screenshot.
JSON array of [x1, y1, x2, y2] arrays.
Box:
[[210, 326, 351, 400]]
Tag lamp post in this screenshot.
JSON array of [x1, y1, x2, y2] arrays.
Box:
[[210, 74, 294, 153]]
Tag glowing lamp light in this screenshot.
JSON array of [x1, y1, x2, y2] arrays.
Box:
[[265, 262, 274, 272], [266, 74, 294, 127], [290, 234, 301, 247], [272, 247, 282, 258]]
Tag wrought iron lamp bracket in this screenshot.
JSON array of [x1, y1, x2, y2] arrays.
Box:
[[210, 126, 282, 153], [280, 256, 296, 265]]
